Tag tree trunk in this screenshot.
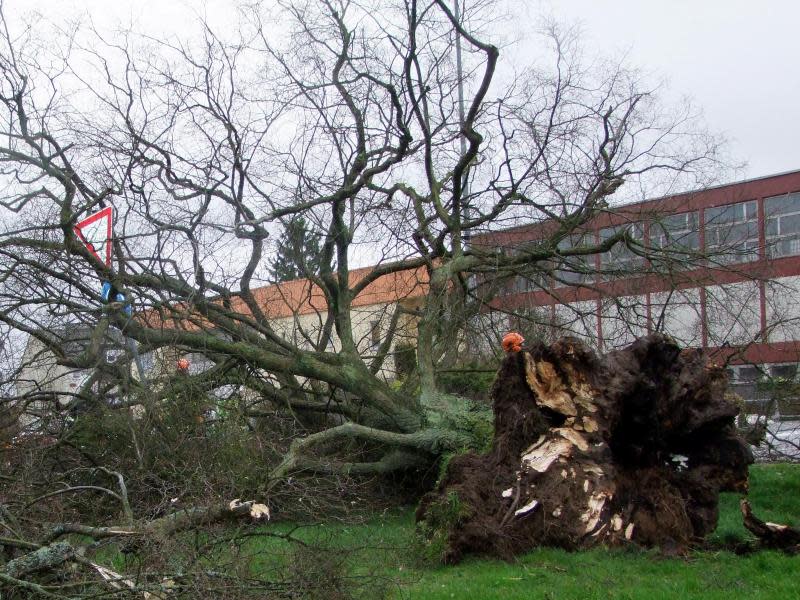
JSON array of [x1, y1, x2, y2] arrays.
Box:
[[417, 334, 753, 563]]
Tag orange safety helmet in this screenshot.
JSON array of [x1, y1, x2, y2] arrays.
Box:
[[501, 332, 524, 353]]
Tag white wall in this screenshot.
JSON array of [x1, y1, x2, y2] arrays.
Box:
[[600, 295, 648, 350], [15, 337, 93, 431], [552, 301, 598, 346], [705, 281, 761, 346], [765, 275, 800, 343], [650, 289, 703, 347]]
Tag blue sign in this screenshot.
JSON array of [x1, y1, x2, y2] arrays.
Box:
[[102, 281, 132, 317]]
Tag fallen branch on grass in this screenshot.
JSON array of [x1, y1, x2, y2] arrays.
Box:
[[45, 497, 270, 544], [741, 499, 800, 554], [2, 498, 271, 598]]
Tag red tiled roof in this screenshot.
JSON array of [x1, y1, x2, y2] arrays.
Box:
[[245, 264, 428, 319], [140, 263, 429, 330]]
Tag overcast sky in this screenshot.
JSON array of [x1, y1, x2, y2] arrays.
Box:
[[9, 0, 800, 183], [533, 0, 800, 181]]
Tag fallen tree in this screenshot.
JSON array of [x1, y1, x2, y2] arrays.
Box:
[[0, 0, 726, 486], [417, 334, 754, 563], [0, 498, 275, 598]]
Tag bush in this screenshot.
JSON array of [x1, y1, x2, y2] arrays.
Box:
[[436, 362, 497, 401], [62, 384, 275, 519]]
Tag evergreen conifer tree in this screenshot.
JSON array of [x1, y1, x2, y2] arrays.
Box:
[[270, 216, 322, 282]]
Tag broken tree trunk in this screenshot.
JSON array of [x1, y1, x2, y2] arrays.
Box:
[[43, 498, 271, 543], [417, 334, 753, 563], [741, 499, 800, 554], [3, 541, 74, 579]]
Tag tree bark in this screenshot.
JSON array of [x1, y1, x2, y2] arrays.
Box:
[[4, 541, 73, 579]]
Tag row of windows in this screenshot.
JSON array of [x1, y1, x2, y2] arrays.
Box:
[[502, 193, 799, 294], [571, 192, 798, 279], [727, 363, 798, 383]]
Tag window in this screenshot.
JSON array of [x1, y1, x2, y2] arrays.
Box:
[[726, 365, 769, 405], [501, 243, 551, 295], [508, 271, 548, 295], [705, 201, 758, 263], [727, 364, 798, 383], [650, 211, 700, 252], [138, 352, 155, 373], [599, 223, 644, 273], [554, 232, 594, 287], [765, 192, 800, 258], [771, 364, 798, 381], [736, 366, 761, 382], [510, 276, 532, 294]]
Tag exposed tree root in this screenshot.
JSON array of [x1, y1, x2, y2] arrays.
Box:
[[417, 334, 753, 563]]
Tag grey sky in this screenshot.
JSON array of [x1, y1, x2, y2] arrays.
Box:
[[532, 0, 800, 180], [11, 0, 800, 181]]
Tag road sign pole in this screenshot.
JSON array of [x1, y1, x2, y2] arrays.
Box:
[[76, 208, 151, 395], [127, 335, 150, 392]]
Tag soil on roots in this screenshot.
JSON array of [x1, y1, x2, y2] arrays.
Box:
[[417, 334, 753, 563]]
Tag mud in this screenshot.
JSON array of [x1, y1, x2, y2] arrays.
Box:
[[417, 334, 753, 563]]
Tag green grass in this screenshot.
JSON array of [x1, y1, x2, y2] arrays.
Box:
[[259, 464, 800, 599], [710, 462, 800, 549], [406, 549, 800, 599], [99, 464, 800, 599]]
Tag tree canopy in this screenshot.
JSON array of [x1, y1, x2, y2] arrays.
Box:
[[0, 0, 727, 480]]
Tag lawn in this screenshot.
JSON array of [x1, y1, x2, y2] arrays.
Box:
[[244, 463, 800, 599], [102, 464, 800, 599]]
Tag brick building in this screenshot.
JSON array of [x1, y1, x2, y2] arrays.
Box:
[[471, 170, 800, 415]]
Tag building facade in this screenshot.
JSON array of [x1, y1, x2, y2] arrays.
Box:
[[16, 325, 127, 431], [139, 263, 428, 382], [471, 170, 800, 416]]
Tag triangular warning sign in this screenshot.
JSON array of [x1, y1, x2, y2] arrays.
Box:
[[74, 207, 113, 267]]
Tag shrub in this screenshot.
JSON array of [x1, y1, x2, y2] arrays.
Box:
[[436, 362, 497, 401]]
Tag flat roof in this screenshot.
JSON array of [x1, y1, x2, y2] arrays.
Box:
[[472, 168, 800, 241]]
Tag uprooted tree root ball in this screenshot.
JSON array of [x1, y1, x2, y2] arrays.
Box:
[[417, 334, 754, 563]]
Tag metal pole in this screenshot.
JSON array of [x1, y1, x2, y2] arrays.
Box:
[[127, 336, 150, 391], [455, 0, 466, 159], [121, 304, 150, 393]]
